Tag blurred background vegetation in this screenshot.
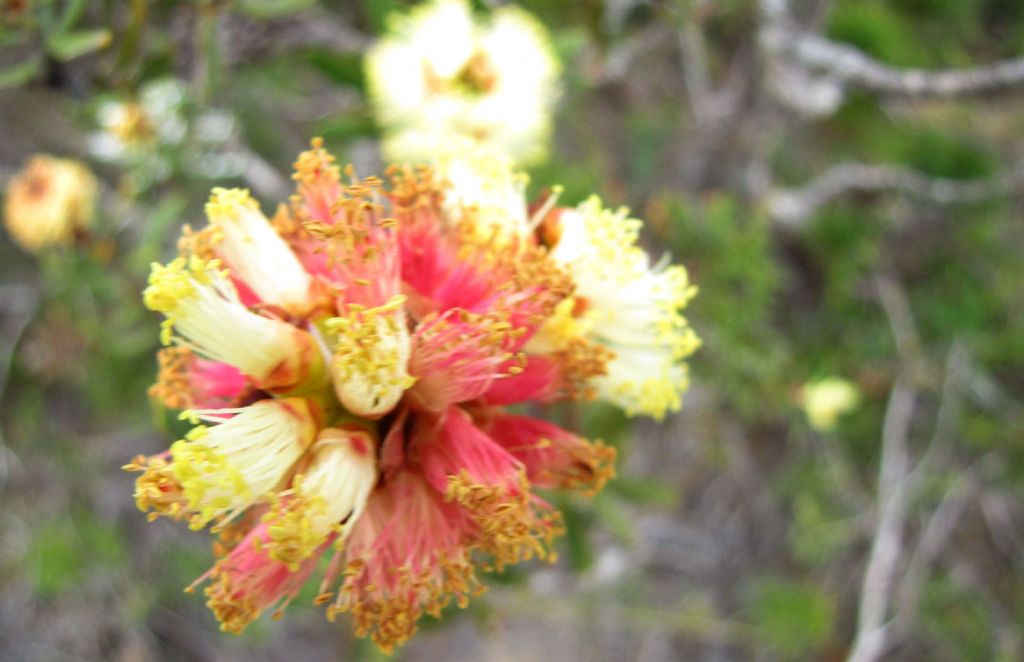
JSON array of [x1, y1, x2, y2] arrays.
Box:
[[1, 0, 1023, 660]]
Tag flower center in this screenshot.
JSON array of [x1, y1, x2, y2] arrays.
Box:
[[456, 51, 499, 94]]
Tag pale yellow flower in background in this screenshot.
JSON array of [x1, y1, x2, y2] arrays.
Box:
[[432, 140, 531, 235], [799, 377, 861, 431], [3, 155, 98, 253], [366, 0, 560, 166], [90, 79, 187, 164]]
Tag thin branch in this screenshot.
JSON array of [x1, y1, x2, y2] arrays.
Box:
[[848, 276, 922, 662], [678, 3, 714, 125], [894, 474, 975, 634], [0, 284, 38, 488], [905, 342, 969, 490], [875, 275, 922, 365], [768, 161, 1024, 227], [848, 376, 916, 662], [763, 24, 1024, 99]]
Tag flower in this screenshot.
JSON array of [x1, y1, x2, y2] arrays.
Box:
[[194, 521, 332, 634], [432, 140, 532, 237], [261, 425, 378, 569], [128, 138, 698, 652], [142, 254, 323, 391], [531, 196, 701, 419], [170, 397, 320, 530], [799, 377, 860, 431], [366, 0, 560, 165], [202, 187, 314, 314], [149, 346, 250, 411], [3, 155, 97, 253], [90, 78, 243, 185], [90, 79, 186, 166]]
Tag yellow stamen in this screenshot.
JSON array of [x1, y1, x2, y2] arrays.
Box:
[[444, 470, 563, 572], [327, 295, 415, 418]]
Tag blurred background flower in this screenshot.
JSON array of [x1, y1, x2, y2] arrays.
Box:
[[4, 154, 96, 253], [798, 377, 860, 432], [90, 78, 246, 193], [366, 0, 560, 166]]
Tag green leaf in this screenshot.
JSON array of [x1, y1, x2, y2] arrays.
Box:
[[608, 476, 678, 508], [29, 513, 126, 598], [237, 0, 316, 19], [362, 0, 404, 34], [317, 113, 379, 142], [128, 192, 188, 271], [581, 401, 630, 446], [58, 0, 89, 33], [746, 577, 836, 659], [46, 28, 111, 61], [593, 492, 636, 543], [561, 502, 594, 572], [305, 49, 366, 90], [0, 57, 43, 88]]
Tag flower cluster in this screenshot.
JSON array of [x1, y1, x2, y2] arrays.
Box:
[[90, 78, 243, 188], [366, 0, 560, 166], [4, 155, 97, 253], [128, 139, 697, 651]]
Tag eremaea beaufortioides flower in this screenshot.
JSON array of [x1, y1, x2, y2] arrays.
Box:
[[3, 155, 97, 253], [366, 0, 560, 166], [127, 138, 698, 652]]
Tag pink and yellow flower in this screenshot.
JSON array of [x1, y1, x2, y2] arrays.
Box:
[[128, 139, 697, 652]]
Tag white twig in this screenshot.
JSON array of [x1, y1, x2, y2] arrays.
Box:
[[894, 475, 974, 632], [678, 6, 713, 125], [875, 276, 922, 364], [848, 377, 915, 662], [768, 161, 1024, 227], [763, 25, 1024, 98], [848, 276, 921, 662], [905, 342, 968, 489]]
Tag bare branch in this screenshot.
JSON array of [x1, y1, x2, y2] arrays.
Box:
[[763, 24, 1024, 99], [905, 342, 969, 489], [894, 475, 975, 634], [848, 276, 922, 662], [678, 3, 714, 125], [767, 161, 1024, 227], [848, 376, 916, 662], [875, 275, 923, 366]]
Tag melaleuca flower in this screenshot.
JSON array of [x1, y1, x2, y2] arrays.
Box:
[[170, 398, 320, 530], [194, 521, 333, 634], [128, 138, 698, 652], [531, 196, 702, 419], [3, 155, 97, 253], [143, 255, 323, 392], [261, 426, 378, 569], [149, 347, 250, 411], [366, 0, 560, 166], [202, 188, 314, 314]]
